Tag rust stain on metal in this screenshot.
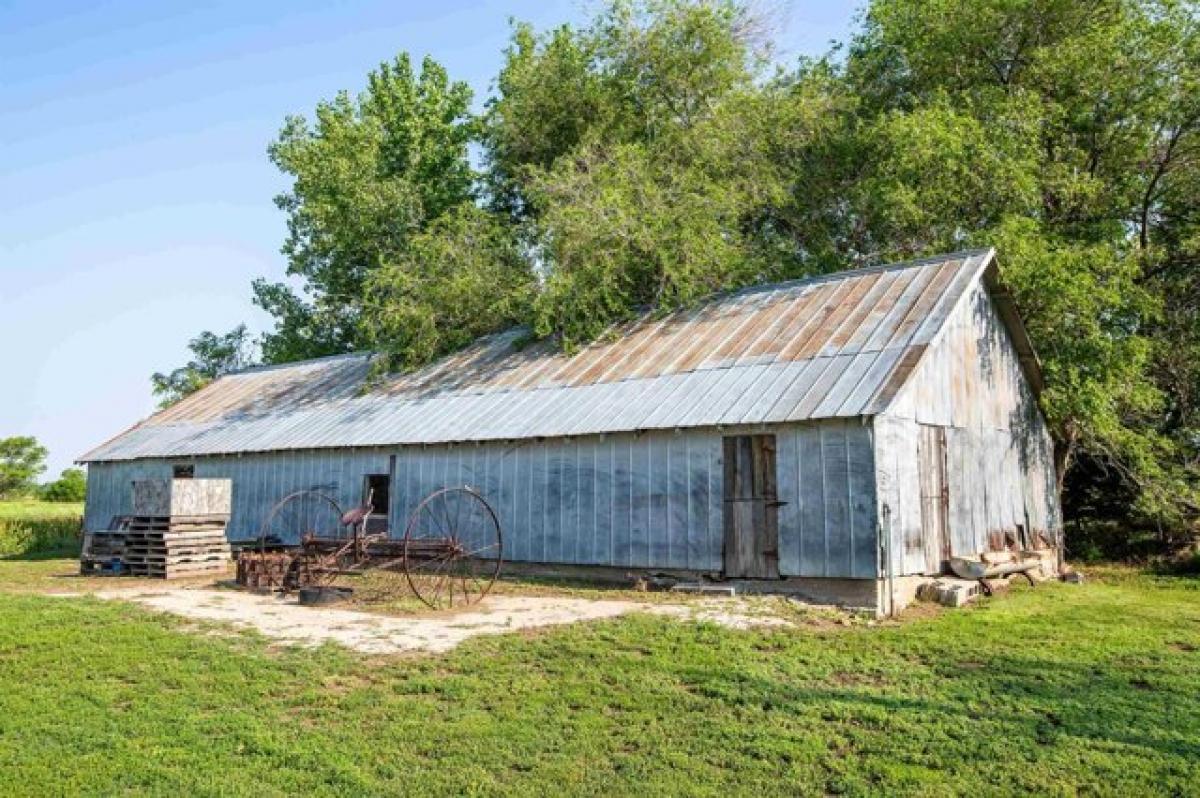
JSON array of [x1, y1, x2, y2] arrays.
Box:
[[81, 250, 1003, 461]]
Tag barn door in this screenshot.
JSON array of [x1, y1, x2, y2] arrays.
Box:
[[723, 435, 780, 579], [917, 424, 951, 573]]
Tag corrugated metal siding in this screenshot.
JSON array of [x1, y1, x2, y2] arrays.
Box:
[[80, 250, 995, 462], [83, 420, 878, 579], [876, 275, 1060, 575]]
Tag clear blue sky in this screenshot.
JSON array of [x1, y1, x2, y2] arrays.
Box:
[[0, 0, 859, 479]]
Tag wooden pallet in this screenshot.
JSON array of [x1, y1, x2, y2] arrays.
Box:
[[81, 513, 231, 579], [129, 514, 228, 526], [123, 535, 228, 546], [125, 553, 229, 565], [129, 560, 232, 577], [125, 544, 231, 556]]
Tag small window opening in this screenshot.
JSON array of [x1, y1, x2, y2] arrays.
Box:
[[173, 464, 195, 479]]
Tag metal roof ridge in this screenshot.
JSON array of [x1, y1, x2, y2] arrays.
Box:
[[226, 350, 373, 377]]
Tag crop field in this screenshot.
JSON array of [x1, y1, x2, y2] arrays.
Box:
[[0, 500, 82, 557], [0, 554, 1195, 797]]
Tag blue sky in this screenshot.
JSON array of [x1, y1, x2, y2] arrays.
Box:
[[0, 1, 859, 478]]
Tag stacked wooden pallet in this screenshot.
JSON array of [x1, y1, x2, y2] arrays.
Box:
[[122, 515, 231, 579], [80, 529, 127, 575]]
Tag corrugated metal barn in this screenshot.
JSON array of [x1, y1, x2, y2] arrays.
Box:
[[80, 248, 1061, 611]]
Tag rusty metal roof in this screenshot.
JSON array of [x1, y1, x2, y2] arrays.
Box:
[[80, 249, 1002, 462]]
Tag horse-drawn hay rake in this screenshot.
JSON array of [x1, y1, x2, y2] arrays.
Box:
[[237, 486, 503, 610]]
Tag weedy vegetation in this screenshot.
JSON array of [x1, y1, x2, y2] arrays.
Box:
[[0, 501, 83, 558]]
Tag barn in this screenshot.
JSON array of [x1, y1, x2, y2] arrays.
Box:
[[79, 248, 1060, 612]]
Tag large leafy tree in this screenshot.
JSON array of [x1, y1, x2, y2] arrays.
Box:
[[818, 0, 1200, 526], [0, 437, 47, 498], [255, 54, 477, 363], [486, 0, 808, 346], [151, 325, 256, 408]]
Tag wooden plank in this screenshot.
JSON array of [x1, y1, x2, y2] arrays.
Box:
[[756, 435, 780, 579]]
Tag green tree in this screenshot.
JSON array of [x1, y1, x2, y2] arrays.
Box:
[[151, 325, 255, 408], [487, 1, 801, 346], [255, 53, 477, 363], [825, 0, 1200, 526], [362, 204, 536, 371], [40, 468, 86, 503], [0, 437, 47, 498]]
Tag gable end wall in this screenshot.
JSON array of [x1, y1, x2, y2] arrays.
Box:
[[874, 277, 1060, 576]]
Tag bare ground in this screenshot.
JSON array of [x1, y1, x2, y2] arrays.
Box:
[[68, 585, 795, 654]]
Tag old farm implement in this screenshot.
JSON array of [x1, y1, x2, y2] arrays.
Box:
[[238, 486, 503, 609]]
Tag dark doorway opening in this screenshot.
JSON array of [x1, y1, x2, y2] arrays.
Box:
[[363, 474, 391, 534], [722, 434, 781, 579], [172, 464, 194, 479]]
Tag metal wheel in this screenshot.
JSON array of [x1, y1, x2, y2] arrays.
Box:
[[402, 486, 502, 610], [253, 490, 345, 591]]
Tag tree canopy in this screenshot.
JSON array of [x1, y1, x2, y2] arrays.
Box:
[[0, 437, 48, 499], [156, 0, 1200, 538], [151, 325, 256, 408]]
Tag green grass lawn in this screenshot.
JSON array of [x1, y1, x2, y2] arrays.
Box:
[[0, 564, 1195, 796]]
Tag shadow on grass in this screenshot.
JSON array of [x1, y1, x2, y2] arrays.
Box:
[[674, 631, 1200, 763], [1, 547, 81, 562]]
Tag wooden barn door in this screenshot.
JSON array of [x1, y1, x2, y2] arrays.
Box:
[[917, 424, 951, 573], [723, 435, 780, 579]]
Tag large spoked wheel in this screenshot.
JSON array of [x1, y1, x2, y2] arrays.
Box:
[[403, 486, 502, 610], [255, 490, 346, 591]]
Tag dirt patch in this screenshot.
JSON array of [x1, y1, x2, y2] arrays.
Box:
[[76, 585, 796, 654]]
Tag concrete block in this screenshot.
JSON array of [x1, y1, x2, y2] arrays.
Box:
[[670, 583, 737, 596]]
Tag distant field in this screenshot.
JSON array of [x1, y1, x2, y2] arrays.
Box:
[[0, 500, 84, 519], [0, 563, 1195, 796], [0, 500, 83, 556]]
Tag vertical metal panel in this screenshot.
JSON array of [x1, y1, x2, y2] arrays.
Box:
[[821, 423, 851, 577], [648, 433, 670, 567], [630, 436, 652, 568], [545, 441, 565, 562], [685, 436, 706, 570], [595, 439, 614, 564], [846, 422, 879, 578], [775, 429, 801, 575], [532, 443, 548, 562], [510, 443, 529, 562], [667, 434, 689, 569], [797, 425, 826, 576]]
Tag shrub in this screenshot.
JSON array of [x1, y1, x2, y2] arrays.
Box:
[[40, 469, 86, 503]]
